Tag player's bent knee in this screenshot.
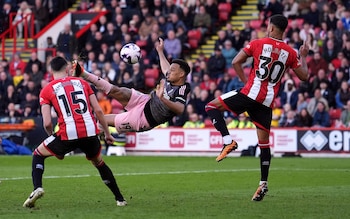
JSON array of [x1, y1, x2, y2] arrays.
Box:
[[109, 87, 131, 102]]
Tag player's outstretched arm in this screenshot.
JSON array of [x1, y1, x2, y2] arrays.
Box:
[[72, 60, 113, 95], [294, 40, 309, 82], [155, 38, 171, 76], [232, 50, 249, 84], [156, 79, 185, 115]]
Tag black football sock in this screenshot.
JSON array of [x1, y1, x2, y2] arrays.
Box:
[[206, 108, 230, 136], [96, 162, 125, 201], [260, 147, 271, 181], [32, 154, 46, 190]]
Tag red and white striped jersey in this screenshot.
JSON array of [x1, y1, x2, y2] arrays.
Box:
[[39, 76, 98, 140], [242, 37, 301, 107]]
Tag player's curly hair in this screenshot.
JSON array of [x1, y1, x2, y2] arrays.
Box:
[[171, 59, 191, 75], [270, 14, 288, 32]]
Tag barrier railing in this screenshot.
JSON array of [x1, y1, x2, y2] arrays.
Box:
[[0, 12, 34, 60]]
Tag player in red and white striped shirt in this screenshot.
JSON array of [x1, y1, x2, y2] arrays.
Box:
[[205, 14, 309, 201], [24, 56, 127, 208], [40, 69, 98, 140]]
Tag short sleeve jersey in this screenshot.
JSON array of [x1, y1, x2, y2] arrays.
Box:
[[39, 76, 98, 140], [146, 81, 191, 126], [242, 37, 301, 107]]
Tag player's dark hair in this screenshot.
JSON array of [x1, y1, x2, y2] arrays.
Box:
[[171, 59, 191, 75], [270, 14, 288, 32], [50, 56, 68, 72]]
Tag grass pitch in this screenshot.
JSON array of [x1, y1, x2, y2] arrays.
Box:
[[0, 155, 349, 219]]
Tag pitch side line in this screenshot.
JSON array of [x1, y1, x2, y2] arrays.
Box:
[[0, 168, 348, 181], [1, 169, 256, 181]]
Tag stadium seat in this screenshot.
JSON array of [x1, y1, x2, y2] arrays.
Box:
[[329, 108, 342, 120], [141, 49, 147, 58], [218, 11, 229, 22], [292, 75, 301, 88], [306, 55, 313, 63], [188, 29, 202, 40], [243, 67, 251, 77], [187, 29, 202, 49], [136, 40, 147, 48], [250, 20, 262, 29], [218, 3, 232, 22], [227, 68, 237, 77], [144, 68, 159, 79], [143, 58, 150, 66], [188, 39, 199, 49], [296, 18, 304, 28], [144, 68, 160, 88], [204, 118, 214, 127], [145, 77, 156, 88]]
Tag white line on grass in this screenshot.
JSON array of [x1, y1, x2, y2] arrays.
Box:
[[0, 169, 258, 181], [0, 168, 348, 181]]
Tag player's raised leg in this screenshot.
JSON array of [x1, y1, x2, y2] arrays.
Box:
[[71, 60, 113, 94], [71, 60, 132, 106], [205, 98, 238, 162]]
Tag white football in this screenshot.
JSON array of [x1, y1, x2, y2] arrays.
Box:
[[120, 43, 142, 64]]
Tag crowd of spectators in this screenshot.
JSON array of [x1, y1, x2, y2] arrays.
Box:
[[0, 0, 75, 36], [1, 0, 350, 130]]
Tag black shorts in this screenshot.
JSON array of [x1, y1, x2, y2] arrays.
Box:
[[43, 134, 101, 160], [219, 91, 272, 132]]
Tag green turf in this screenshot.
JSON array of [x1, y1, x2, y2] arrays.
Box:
[[0, 156, 349, 219]]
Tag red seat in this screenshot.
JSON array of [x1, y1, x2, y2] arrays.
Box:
[[143, 58, 150, 66], [292, 75, 301, 88], [187, 29, 202, 49], [144, 68, 160, 88], [141, 49, 147, 58], [227, 68, 236, 77], [144, 68, 159, 79], [188, 39, 199, 49], [218, 3, 232, 22], [218, 11, 229, 22], [274, 97, 281, 108], [329, 108, 342, 120], [243, 67, 251, 77], [218, 2, 232, 13], [250, 20, 262, 29], [204, 118, 214, 127], [136, 40, 147, 48], [296, 18, 304, 28], [145, 77, 156, 88], [187, 29, 201, 41]]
